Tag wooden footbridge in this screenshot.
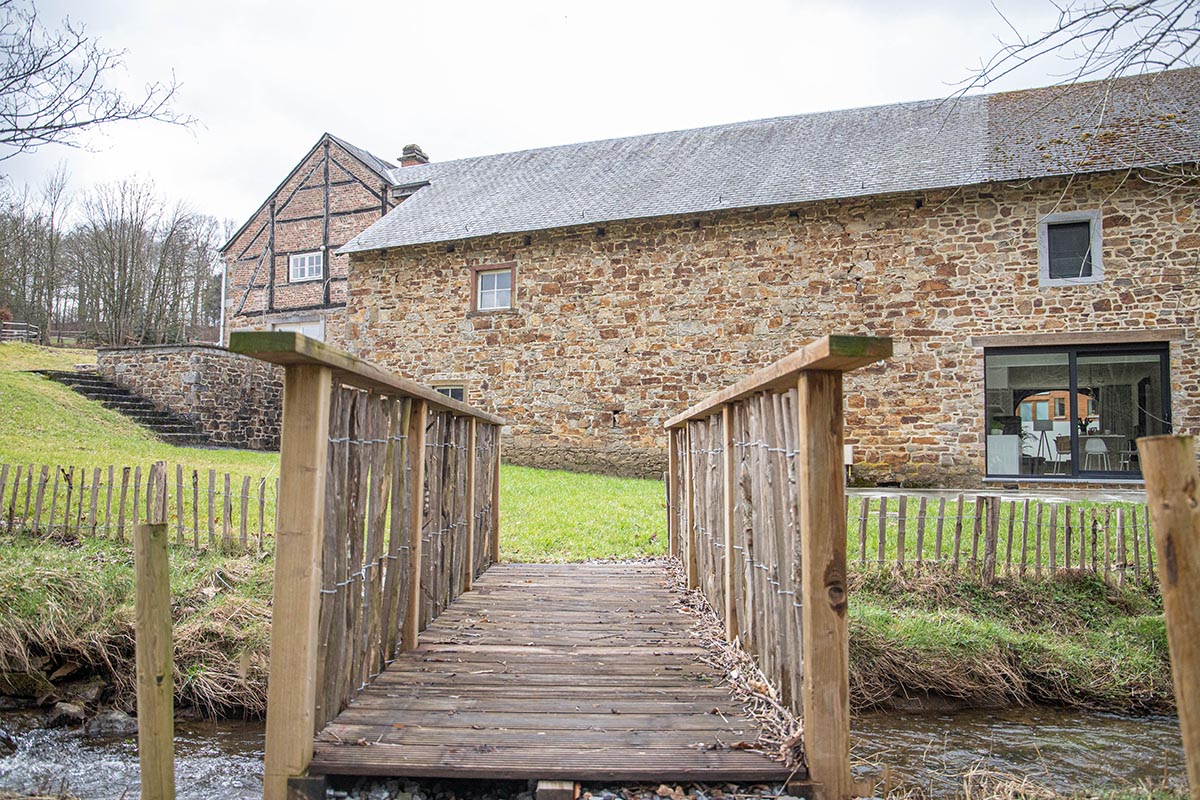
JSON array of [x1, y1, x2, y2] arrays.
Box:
[[230, 332, 891, 800]]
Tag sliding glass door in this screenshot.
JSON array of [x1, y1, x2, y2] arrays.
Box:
[[983, 344, 1170, 479]]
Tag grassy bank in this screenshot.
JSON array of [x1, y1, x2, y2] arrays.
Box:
[[0, 534, 270, 717], [850, 569, 1171, 714], [0, 532, 1172, 718]]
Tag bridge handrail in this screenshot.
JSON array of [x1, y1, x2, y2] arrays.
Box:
[[233, 332, 504, 800], [229, 331, 504, 425], [663, 333, 891, 800]]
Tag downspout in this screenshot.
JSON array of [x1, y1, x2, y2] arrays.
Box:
[[219, 257, 227, 346]]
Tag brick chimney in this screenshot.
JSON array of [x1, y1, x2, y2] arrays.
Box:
[[400, 144, 429, 167]]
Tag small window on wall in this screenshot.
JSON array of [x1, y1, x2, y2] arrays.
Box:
[[289, 251, 323, 282], [434, 385, 466, 403], [472, 264, 514, 312], [1038, 211, 1102, 286]]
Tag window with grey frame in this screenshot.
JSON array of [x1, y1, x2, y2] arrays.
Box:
[[983, 344, 1170, 479], [1038, 210, 1103, 286]]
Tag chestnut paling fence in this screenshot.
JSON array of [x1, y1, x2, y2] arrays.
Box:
[[665, 334, 893, 800], [847, 492, 1157, 585], [228, 332, 503, 800], [0, 461, 276, 551]]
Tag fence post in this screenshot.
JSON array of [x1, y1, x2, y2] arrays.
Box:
[[263, 364, 333, 800], [982, 496, 1000, 587], [465, 418, 477, 591], [134, 521, 174, 800], [402, 399, 429, 651], [797, 370, 851, 800], [1137, 434, 1200, 797], [721, 404, 739, 642]]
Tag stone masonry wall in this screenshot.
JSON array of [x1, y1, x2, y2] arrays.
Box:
[[97, 345, 283, 450], [223, 138, 393, 343], [341, 170, 1200, 484]]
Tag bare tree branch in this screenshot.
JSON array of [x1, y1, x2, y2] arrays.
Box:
[[964, 0, 1200, 93], [0, 0, 196, 161]]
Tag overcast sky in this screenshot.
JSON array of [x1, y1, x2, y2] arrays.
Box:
[[6, 0, 1075, 227]]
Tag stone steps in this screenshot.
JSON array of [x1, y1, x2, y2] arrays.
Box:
[[37, 369, 211, 446]]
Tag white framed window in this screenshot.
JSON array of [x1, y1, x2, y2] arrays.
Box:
[[474, 265, 513, 312], [289, 251, 323, 283], [271, 317, 325, 342], [433, 384, 466, 403], [1038, 210, 1103, 286]]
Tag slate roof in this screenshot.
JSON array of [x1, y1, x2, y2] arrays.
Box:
[[341, 68, 1199, 254], [328, 133, 397, 177]]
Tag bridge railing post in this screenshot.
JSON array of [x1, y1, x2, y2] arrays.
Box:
[[1138, 434, 1200, 796], [263, 363, 332, 800], [797, 370, 851, 800]]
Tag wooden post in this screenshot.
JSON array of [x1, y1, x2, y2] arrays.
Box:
[[721, 404, 739, 642], [683, 423, 698, 589], [490, 429, 502, 564], [464, 418, 477, 591], [982, 496, 1000, 587], [1137, 434, 1200, 799], [667, 431, 679, 558], [152, 461, 167, 524], [133, 521, 174, 800], [175, 464, 184, 545], [402, 399, 429, 652], [263, 364, 333, 800], [797, 370, 851, 800]]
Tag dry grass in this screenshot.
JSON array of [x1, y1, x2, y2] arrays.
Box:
[[0, 534, 272, 717], [662, 558, 805, 770]]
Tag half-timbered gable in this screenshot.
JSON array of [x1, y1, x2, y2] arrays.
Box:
[[220, 134, 398, 341]]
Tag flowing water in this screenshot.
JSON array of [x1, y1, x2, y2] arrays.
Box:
[[852, 708, 1187, 795], [0, 708, 1187, 798], [0, 712, 263, 799]]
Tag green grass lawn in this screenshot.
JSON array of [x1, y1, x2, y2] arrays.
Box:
[[501, 464, 666, 560], [0, 343, 666, 561]]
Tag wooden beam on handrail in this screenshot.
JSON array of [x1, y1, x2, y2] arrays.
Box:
[[230, 331, 505, 426], [663, 335, 891, 429]]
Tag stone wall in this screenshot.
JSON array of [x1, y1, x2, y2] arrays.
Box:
[[223, 137, 393, 343], [341, 169, 1200, 484], [97, 344, 283, 450]]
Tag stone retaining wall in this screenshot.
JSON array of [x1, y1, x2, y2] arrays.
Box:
[[97, 344, 283, 450]]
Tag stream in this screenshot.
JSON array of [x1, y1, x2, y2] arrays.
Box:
[[0, 708, 1187, 798], [852, 708, 1187, 795]]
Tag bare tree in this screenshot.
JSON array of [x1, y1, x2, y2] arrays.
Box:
[[967, 0, 1199, 91], [0, 0, 194, 160]]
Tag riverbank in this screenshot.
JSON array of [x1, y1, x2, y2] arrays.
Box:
[[0, 531, 1172, 724]]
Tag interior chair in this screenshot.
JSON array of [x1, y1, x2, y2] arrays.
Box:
[[1050, 435, 1071, 474], [1083, 437, 1110, 471]]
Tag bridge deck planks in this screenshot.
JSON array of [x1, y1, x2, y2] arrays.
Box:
[[309, 562, 799, 782]]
